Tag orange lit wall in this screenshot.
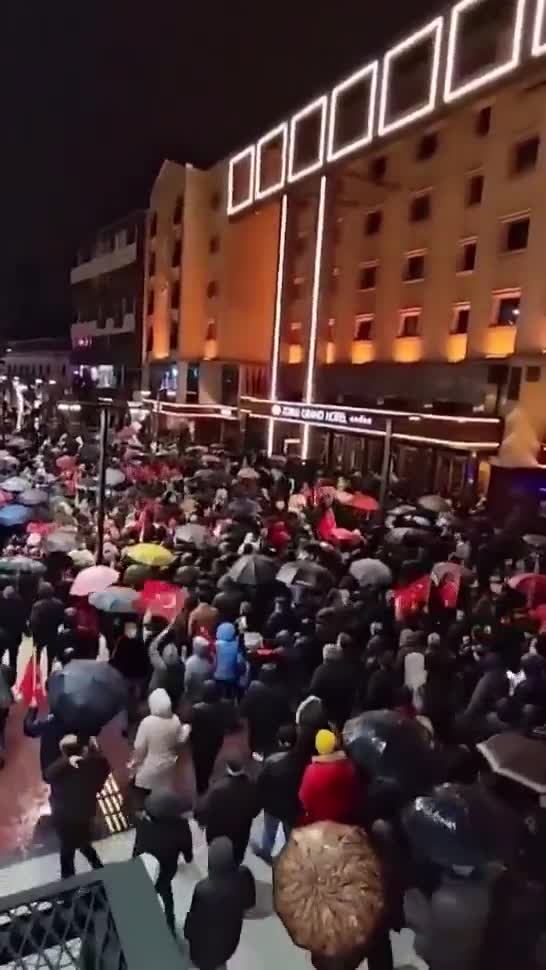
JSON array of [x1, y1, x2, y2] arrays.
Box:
[[392, 336, 423, 363]]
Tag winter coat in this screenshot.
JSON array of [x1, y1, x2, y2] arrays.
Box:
[[44, 747, 110, 824], [110, 633, 150, 681], [309, 658, 358, 727], [189, 697, 225, 759], [148, 630, 185, 709], [23, 707, 66, 777], [214, 623, 244, 685], [132, 689, 189, 790], [188, 603, 220, 640], [195, 771, 259, 851], [185, 639, 213, 702], [133, 813, 193, 880], [0, 664, 14, 711], [30, 597, 64, 643], [240, 676, 291, 754], [299, 751, 362, 824], [184, 837, 255, 969], [256, 748, 305, 825]]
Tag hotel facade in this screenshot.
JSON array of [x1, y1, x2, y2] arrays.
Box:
[[143, 0, 546, 492]]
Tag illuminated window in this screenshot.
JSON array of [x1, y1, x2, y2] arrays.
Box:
[[328, 61, 378, 162], [173, 196, 183, 224], [491, 291, 521, 326], [409, 191, 431, 222], [416, 130, 439, 160], [369, 155, 388, 182], [289, 321, 302, 342], [358, 262, 378, 291], [354, 314, 374, 340], [399, 309, 421, 337], [502, 215, 530, 252], [404, 251, 426, 282], [511, 135, 540, 175], [365, 209, 383, 235], [451, 304, 471, 334], [457, 239, 477, 273], [228, 147, 254, 215], [207, 281, 219, 299], [507, 366, 522, 401], [466, 172, 484, 206], [475, 105, 492, 135], [379, 17, 444, 136], [288, 96, 327, 183], [256, 124, 288, 199]]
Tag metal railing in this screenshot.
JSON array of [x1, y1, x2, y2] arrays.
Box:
[[0, 859, 186, 970]]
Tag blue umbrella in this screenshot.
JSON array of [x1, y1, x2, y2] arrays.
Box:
[[89, 586, 140, 614], [0, 505, 32, 527], [1, 477, 29, 494]]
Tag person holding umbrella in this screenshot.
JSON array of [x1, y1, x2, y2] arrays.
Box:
[[44, 734, 110, 879]]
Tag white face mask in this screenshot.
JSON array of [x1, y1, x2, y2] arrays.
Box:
[[125, 623, 138, 640]]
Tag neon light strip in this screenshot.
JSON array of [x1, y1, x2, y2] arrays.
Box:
[[379, 17, 444, 137], [227, 146, 255, 216], [267, 194, 289, 455], [302, 175, 327, 460], [327, 61, 379, 162], [242, 396, 500, 423], [256, 124, 288, 201], [444, 0, 526, 102], [532, 0, 546, 54], [288, 96, 328, 184]]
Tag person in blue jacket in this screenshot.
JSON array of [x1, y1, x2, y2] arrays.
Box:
[[214, 623, 245, 698]]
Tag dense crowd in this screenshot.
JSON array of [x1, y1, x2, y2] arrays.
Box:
[[0, 410, 545, 969]]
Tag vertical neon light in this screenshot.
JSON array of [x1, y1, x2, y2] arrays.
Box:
[[267, 194, 288, 456], [302, 175, 327, 460]]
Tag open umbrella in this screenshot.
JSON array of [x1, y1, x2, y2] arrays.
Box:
[[403, 783, 519, 868], [0, 505, 32, 527], [346, 493, 379, 513], [385, 527, 433, 545], [47, 660, 128, 735], [1, 476, 29, 494], [6, 436, 31, 451], [126, 543, 175, 568], [508, 574, 546, 606], [330, 527, 362, 545], [144, 789, 191, 820], [431, 561, 465, 584], [228, 553, 277, 587], [89, 587, 140, 614], [0, 452, 19, 469], [274, 822, 384, 961], [137, 581, 185, 622], [45, 528, 79, 554], [173, 565, 200, 588], [26, 521, 56, 537], [343, 711, 435, 793], [69, 548, 96, 569], [349, 558, 392, 587], [237, 466, 260, 480], [70, 565, 119, 598], [56, 455, 77, 471], [277, 560, 334, 592], [524, 534, 546, 549], [418, 494, 450, 514], [105, 468, 126, 488], [228, 498, 259, 520], [389, 504, 417, 517], [0, 556, 46, 576], [123, 564, 151, 589], [20, 488, 49, 507], [477, 733, 546, 795], [175, 524, 210, 548]]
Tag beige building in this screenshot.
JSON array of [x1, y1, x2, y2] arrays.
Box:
[[144, 0, 546, 489]]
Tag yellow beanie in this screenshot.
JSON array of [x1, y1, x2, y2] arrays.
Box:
[[315, 729, 337, 756]]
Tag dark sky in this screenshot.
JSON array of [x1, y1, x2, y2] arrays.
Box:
[[0, 0, 441, 338]]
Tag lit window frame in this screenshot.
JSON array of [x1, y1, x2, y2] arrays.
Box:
[[255, 123, 289, 201], [500, 211, 531, 253], [327, 60, 379, 162], [456, 236, 478, 274], [354, 313, 375, 341], [444, 0, 527, 103], [451, 301, 471, 335], [398, 306, 423, 338], [358, 260, 379, 292], [490, 287, 522, 327], [288, 96, 328, 184], [533, 0, 546, 55], [227, 145, 255, 216], [378, 17, 444, 137], [403, 249, 427, 284]]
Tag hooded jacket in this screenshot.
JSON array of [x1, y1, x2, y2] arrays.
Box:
[[184, 837, 255, 968], [240, 666, 292, 754], [132, 689, 190, 790], [148, 628, 186, 708], [299, 751, 362, 825], [214, 623, 244, 684], [185, 638, 214, 702]]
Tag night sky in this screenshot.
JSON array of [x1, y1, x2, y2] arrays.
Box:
[[1, 0, 441, 339]]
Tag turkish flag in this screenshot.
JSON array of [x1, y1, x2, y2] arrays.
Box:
[[317, 507, 337, 542], [137, 581, 185, 622], [437, 573, 461, 610], [18, 653, 46, 706], [395, 576, 432, 621]]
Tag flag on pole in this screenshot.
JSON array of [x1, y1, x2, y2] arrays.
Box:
[[18, 651, 46, 706], [394, 576, 432, 621]]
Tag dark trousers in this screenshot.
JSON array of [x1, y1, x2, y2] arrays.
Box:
[[35, 635, 58, 673], [0, 709, 8, 759], [55, 819, 103, 880], [192, 746, 219, 796], [156, 868, 175, 932]]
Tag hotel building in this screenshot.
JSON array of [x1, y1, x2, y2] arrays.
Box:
[[144, 0, 546, 491]]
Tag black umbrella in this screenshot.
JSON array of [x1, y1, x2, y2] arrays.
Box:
[[227, 498, 260, 520], [343, 711, 435, 793], [403, 783, 519, 868], [47, 660, 128, 735], [145, 789, 191, 820], [123, 564, 151, 590], [277, 560, 334, 592], [173, 565, 200, 588], [228, 553, 277, 587]]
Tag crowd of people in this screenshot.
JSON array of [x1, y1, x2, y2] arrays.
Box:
[[0, 408, 545, 968]]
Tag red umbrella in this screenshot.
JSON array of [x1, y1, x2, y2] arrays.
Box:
[[56, 455, 76, 471], [26, 521, 56, 536], [137, 581, 185, 622], [395, 576, 431, 620], [347, 493, 379, 513], [509, 574, 546, 606], [331, 527, 362, 546]]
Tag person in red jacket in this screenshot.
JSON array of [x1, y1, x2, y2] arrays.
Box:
[[298, 729, 362, 825]]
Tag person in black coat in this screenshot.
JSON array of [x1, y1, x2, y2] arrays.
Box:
[[240, 663, 291, 758], [132, 789, 193, 933], [24, 698, 67, 778], [30, 582, 64, 672], [194, 760, 259, 864], [0, 585, 26, 671], [309, 643, 358, 728], [252, 724, 305, 862], [184, 836, 255, 970], [188, 680, 225, 795]]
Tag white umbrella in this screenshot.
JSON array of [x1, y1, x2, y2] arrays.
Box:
[[390, 505, 417, 516], [349, 558, 393, 587], [418, 495, 450, 514], [69, 548, 96, 568], [524, 534, 546, 549], [106, 468, 126, 487], [237, 466, 260, 480]]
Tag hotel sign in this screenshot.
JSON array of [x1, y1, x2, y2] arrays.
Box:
[[266, 401, 385, 432]]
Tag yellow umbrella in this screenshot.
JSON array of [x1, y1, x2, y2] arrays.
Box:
[[126, 543, 175, 568]]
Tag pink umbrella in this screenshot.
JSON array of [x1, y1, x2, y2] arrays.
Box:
[[347, 493, 379, 513], [508, 573, 546, 607], [530, 604, 546, 630], [56, 455, 76, 471], [70, 565, 119, 598], [330, 527, 362, 546], [26, 521, 56, 536]]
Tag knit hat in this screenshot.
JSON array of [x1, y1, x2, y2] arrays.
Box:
[[315, 729, 337, 756]]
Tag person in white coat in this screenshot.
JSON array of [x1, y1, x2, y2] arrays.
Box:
[[129, 688, 190, 807]]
